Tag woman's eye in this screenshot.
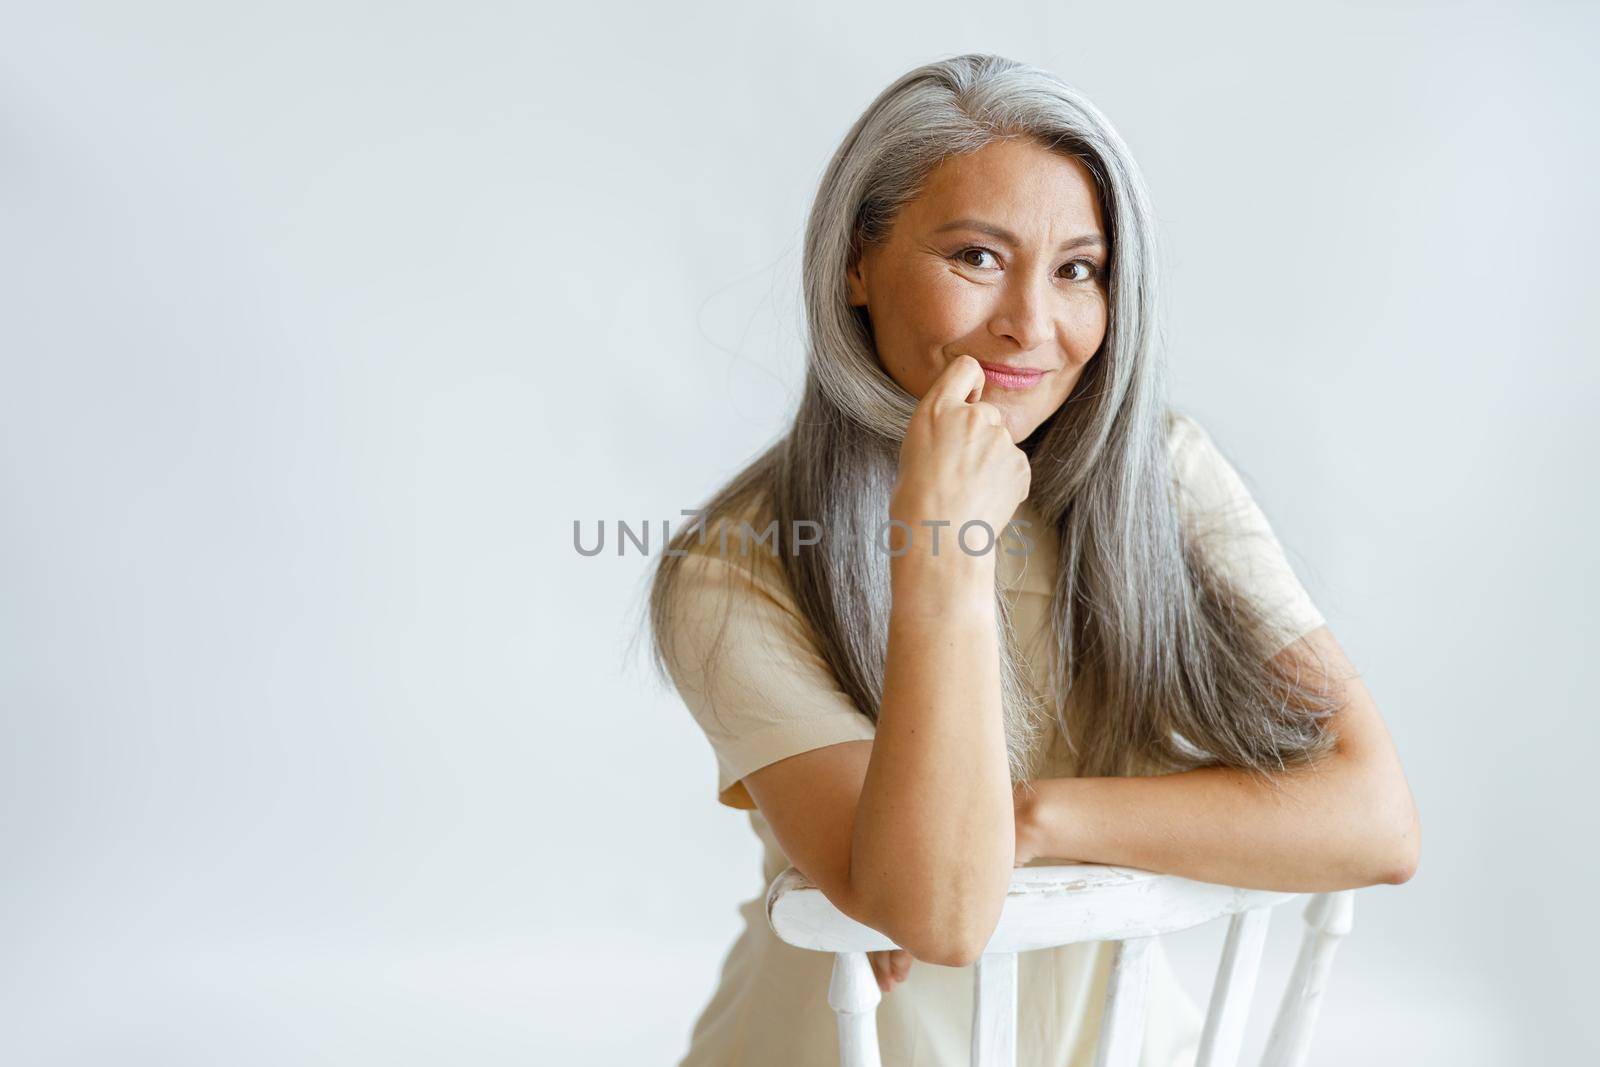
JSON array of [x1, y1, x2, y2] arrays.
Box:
[[954, 248, 1099, 281], [955, 247, 1000, 269]]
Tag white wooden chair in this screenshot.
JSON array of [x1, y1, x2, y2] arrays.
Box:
[[766, 864, 1355, 1067]]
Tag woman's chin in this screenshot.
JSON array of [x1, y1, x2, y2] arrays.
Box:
[[998, 407, 1048, 445]]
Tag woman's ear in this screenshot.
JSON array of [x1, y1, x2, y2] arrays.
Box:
[[845, 256, 868, 308]]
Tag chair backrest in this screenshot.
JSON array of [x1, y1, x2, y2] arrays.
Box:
[[765, 863, 1356, 1067]]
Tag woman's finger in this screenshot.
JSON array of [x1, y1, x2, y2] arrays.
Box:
[[868, 949, 912, 992], [869, 951, 891, 992], [926, 353, 986, 408], [970, 398, 1006, 428]]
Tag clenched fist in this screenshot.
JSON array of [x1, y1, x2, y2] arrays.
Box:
[[889, 354, 1032, 562]]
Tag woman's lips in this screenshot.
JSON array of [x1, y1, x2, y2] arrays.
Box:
[[974, 359, 1048, 390]]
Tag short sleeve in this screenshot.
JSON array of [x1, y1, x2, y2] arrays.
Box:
[[1168, 413, 1327, 654], [657, 542, 877, 810]]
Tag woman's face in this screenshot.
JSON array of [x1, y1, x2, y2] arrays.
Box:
[[846, 137, 1110, 444]]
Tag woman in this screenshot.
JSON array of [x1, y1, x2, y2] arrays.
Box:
[[646, 52, 1420, 1066]]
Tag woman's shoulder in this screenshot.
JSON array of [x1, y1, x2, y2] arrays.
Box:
[[1163, 409, 1250, 516], [1163, 409, 1211, 466], [666, 488, 798, 622]]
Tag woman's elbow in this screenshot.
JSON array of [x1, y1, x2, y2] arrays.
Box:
[[882, 895, 1006, 968], [1385, 807, 1421, 885], [902, 926, 992, 968], [1372, 792, 1421, 886], [855, 865, 1012, 967], [1341, 748, 1420, 887]]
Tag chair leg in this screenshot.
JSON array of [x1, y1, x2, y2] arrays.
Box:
[[1259, 891, 1355, 1067], [1093, 936, 1155, 1067], [1197, 907, 1272, 1067], [829, 951, 883, 1067], [971, 951, 1018, 1067]]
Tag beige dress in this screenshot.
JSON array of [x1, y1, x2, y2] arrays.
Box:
[[660, 413, 1328, 1067]]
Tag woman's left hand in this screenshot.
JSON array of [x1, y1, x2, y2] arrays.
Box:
[[1012, 781, 1041, 867], [1013, 780, 1086, 867]]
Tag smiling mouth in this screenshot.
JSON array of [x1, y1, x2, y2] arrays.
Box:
[[973, 359, 1050, 390]]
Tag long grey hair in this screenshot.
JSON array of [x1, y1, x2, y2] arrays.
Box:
[[644, 53, 1341, 792]]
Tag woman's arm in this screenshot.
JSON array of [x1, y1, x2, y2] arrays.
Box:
[[850, 356, 1029, 965], [1013, 626, 1421, 893]]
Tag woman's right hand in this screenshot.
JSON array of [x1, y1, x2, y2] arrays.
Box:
[[889, 355, 1032, 562], [869, 948, 913, 993]]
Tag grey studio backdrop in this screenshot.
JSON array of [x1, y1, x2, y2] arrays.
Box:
[[1, 3, 1594, 1064]]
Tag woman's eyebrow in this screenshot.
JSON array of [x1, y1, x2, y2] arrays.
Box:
[[930, 217, 1106, 251]]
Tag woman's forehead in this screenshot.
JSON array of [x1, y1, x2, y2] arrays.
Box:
[[903, 141, 1106, 237]]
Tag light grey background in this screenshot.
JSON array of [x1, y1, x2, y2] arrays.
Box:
[[2, 2, 1594, 1064]]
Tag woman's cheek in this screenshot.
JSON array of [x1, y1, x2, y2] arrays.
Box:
[[1061, 297, 1108, 364], [920, 276, 990, 334]]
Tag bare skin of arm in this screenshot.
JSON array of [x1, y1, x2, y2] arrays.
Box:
[[742, 355, 1027, 969], [1013, 625, 1422, 892]]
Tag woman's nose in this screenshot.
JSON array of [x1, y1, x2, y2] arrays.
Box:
[[988, 271, 1053, 351]]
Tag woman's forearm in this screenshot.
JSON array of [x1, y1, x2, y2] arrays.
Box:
[[852, 544, 1014, 965], [1017, 752, 1420, 893], [849, 354, 1037, 964]]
